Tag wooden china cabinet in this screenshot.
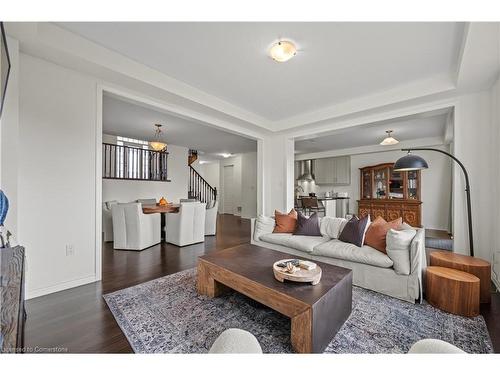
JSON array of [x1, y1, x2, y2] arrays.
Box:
[[358, 163, 422, 227]]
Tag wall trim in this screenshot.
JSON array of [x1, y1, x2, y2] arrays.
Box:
[[26, 275, 97, 300]]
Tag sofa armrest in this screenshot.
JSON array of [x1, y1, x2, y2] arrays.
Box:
[[410, 228, 426, 302]]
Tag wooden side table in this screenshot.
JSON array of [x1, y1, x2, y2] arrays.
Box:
[[429, 251, 491, 303], [426, 266, 480, 317]]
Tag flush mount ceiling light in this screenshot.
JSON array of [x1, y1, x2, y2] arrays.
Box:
[[269, 40, 297, 62], [220, 153, 232, 158], [149, 124, 167, 152], [380, 130, 399, 146]]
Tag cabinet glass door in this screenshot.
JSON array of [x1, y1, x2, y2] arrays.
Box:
[[407, 170, 419, 199], [373, 167, 387, 199], [389, 168, 404, 199], [362, 170, 372, 199]]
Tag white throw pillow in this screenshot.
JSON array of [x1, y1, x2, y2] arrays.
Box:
[[386, 227, 417, 275], [361, 215, 371, 246], [320, 217, 348, 239], [254, 215, 276, 241]]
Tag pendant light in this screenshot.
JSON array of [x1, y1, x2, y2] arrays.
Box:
[[380, 130, 399, 146], [149, 124, 167, 152]]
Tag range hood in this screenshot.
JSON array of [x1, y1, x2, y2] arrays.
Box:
[[298, 160, 315, 181]]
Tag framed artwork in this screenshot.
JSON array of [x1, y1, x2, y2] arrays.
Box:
[[0, 22, 11, 119]]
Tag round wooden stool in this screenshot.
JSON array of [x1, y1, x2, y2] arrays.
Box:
[[430, 251, 491, 303], [426, 266, 480, 317]]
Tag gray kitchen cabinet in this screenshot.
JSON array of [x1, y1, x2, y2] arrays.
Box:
[[314, 156, 351, 185]]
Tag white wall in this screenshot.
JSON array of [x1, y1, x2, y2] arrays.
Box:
[[101, 134, 188, 204], [217, 152, 257, 218], [0, 37, 19, 236], [453, 91, 494, 261], [491, 75, 500, 288], [241, 152, 258, 219], [18, 54, 98, 298], [297, 146, 452, 231]]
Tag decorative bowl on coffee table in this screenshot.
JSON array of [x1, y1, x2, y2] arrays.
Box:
[[273, 259, 322, 285]]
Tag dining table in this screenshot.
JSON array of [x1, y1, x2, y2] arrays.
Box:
[[142, 203, 180, 241]]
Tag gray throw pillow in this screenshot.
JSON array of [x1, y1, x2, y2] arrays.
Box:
[[386, 228, 417, 275], [294, 212, 322, 236]]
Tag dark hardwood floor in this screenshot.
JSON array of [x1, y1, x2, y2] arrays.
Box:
[[24, 214, 250, 353], [24, 214, 500, 353]]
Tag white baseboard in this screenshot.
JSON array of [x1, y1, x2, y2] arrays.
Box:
[[26, 274, 97, 300]]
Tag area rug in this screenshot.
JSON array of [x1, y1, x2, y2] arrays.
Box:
[[103, 268, 493, 353]]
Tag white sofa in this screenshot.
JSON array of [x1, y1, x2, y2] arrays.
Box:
[[251, 216, 426, 303], [205, 200, 219, 236], [111, 202, 161, 250], [166, 202, 206, 246]]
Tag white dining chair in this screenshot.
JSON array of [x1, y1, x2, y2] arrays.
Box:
[[111, 202, 161, 250], [165, 202, 206, 246]]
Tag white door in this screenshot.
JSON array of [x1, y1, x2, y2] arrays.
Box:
[[223, 165, 235, 214]]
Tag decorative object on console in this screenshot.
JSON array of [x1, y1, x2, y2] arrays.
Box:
[[394, 148, 473, 257], [294, 211, 322, 236], [159, 197, 168, 206], [273, 209, 297, 233], [358, 163, 421, 227], [338, 215, 370, 247], [364, 216, 402, 253]]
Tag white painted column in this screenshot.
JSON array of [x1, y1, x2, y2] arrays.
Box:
[[453, 91, 493, 261], [258, 134, 294, 216]]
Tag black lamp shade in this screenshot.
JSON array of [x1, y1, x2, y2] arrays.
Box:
[[393, 153, 429, 171]]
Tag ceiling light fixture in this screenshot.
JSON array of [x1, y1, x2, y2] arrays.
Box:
[[380, 130, 399, 146], [220, 153, 232, 158], [149, 124, 167, 152], [269, 40, 297, 62]]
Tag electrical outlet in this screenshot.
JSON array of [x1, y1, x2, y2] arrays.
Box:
[[65, 244, 75, 256]]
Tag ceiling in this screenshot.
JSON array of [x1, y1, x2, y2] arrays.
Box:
[[294, 110, 449, 154], [103, 93, 257, 160], [58, 22, 464, 121]]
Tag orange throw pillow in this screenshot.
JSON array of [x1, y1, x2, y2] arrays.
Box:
[[273, 209, 298, 233], [364, 216, 402, 253]]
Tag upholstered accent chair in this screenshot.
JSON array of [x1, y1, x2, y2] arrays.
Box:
[[102, 200, 118, 242], [165, 202, 206, 247], [111, 202, 161, 250], [205, 200, 219, 236]]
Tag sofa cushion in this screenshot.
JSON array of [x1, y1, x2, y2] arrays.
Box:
[[338, 215, 371, 247], [320, 217, 348, 239], [386, 227, 416, 275], [287, 235, 330, 253], [294, 212, 322, 236], [364, 216, 402, 253], [260, 233, 293, 247], [312, 239, 394, 268], [253, 215, 276, 241], [273, 209, 297, 233]]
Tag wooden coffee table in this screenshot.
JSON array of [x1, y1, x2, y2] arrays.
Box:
[[197, 244, 353, 353]]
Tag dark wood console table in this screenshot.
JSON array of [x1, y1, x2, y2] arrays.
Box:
[[0, 246, 26, 353]]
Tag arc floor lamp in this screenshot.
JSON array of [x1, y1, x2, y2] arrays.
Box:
[[394, 148, 474, 257]]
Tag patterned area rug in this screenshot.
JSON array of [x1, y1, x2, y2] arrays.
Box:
[[103, 268, 493, 353]]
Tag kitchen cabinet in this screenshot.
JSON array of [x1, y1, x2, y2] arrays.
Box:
[[314, 156, 351, 185]]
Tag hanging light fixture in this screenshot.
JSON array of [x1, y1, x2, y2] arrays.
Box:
[[269, 40, 297, 62], [380, 130, 399, 146], [149, 124, 167, 152]]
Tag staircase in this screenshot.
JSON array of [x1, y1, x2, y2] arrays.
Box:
[[188, 150, 217, 204]]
